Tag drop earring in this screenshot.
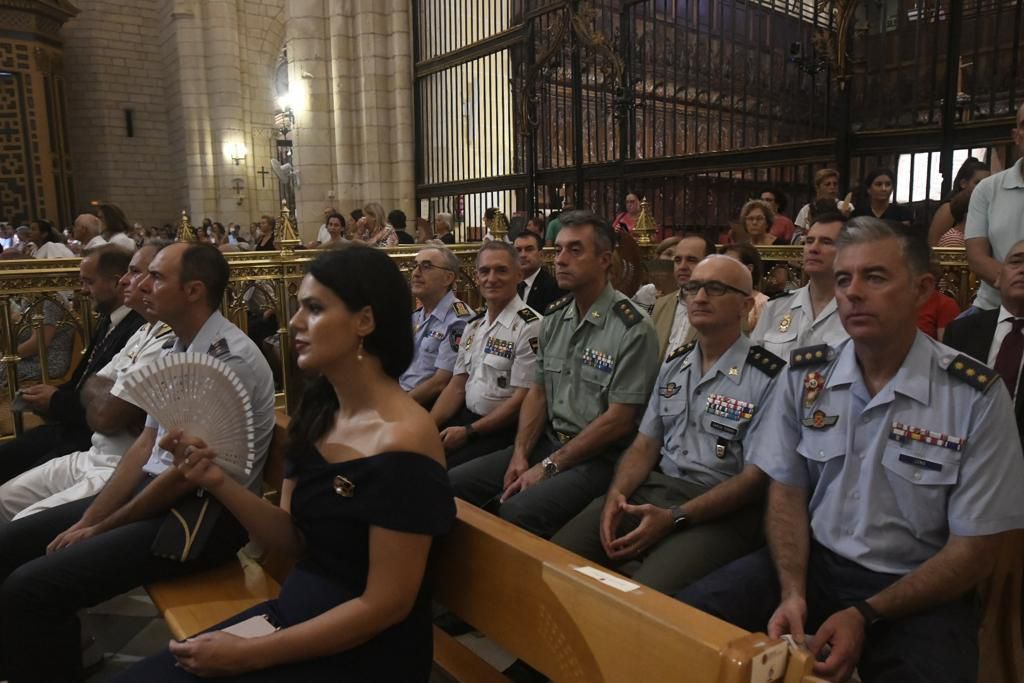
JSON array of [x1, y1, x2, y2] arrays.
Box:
[[357, 337, 364, 361]]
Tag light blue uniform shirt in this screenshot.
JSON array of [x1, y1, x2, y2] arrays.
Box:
[[399, 290, 472, 391], [640, 336, 783, 490], [752, 333, 1024, 574], [141, 311, 276, 492]]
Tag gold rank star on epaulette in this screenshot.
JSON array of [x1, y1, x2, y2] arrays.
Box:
[[666, 341, 696, 363], [612, 300, 643, 328], [452, 301, 472, 318], [789, 344, 832, 368], [545, 295, 573, 314], [517, 307, 539, 323], [747, 345, 785, 377], [946, 353, 995, 392]]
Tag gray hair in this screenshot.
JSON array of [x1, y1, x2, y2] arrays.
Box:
[[837, 217, 930, 277], [476, 240, 521, 269], [436, 212, 453, 231], [420, 245, 461, 288]]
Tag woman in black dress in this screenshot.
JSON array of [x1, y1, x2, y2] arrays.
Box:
[[117, 246, 455, 682]]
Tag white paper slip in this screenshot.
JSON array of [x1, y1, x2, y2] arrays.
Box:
[[571, 565, 640, 593], [219, 614, 278, 639]]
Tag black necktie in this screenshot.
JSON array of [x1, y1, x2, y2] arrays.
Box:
[[75, 315, 112, 389], [995, 318, 1024, 398], [517, 281, 527, 299]]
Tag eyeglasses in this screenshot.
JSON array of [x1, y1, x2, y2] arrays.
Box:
[[412, 261, 454, 274], [680, 279, 751, 298]]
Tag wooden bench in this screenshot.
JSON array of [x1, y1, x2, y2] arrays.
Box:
[[144, 413, 1019, 682]]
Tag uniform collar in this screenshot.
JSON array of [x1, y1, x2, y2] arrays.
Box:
[[565, 282, 616, 329], [791, 284, 837, 319], [827, 333, 931, 405], [494, 294, 525, 329], [176, 310, 229, 353], [1003, 158, 1024, 190], [695, 334, 751, 386], [426, 291, 456, 322]]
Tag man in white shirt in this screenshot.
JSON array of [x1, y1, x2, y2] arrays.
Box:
[[964, 103, 1024, 312], [0, 241, 174, 521], [73, 214, 107, 251]]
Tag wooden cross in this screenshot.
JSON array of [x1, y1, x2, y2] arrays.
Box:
[[257, 166, 270, 188]]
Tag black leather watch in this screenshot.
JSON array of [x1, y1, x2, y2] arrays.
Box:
[[851, 599, 883, 626], [669, 505, 689, 531]]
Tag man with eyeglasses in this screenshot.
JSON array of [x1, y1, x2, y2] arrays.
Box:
[[752, 213, 848, 358], [552, 255, 783, 594], [431, 242, 543, 469], [400, 246, 474, 406], [449, 210, 659, 539], [652, 233, 716, 359]]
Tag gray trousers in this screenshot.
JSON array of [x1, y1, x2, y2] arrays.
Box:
[[551, 470, 763, 595], [448, 434, 616, 539]]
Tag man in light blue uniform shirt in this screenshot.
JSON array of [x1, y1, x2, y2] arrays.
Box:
[[679, 218, 1024, 683], [400, 245, 473, 406], [553, 255, 784, 594]]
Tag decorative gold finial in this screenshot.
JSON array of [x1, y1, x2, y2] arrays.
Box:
[[277, 199, 300, 254], [493, 209, 509, 242], [177, 210, 196, 242], [634, 197, 656, 246]]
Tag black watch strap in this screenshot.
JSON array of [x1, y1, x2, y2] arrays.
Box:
[[851, 599, 883, 626]]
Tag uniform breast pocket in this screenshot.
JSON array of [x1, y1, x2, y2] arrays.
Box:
[[881, 442, 960, 533], [796, 432, 845, 484], [421, 335, 442, 359], [762, 330, 797, 352], [482, 351, 513, 385], [660, 397, 687, 432], [580, 364, 611, 389]]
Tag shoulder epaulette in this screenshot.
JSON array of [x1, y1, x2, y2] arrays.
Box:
[[467, 310, 485, 324], [666, 341, 696, 363], [768, 290, 795, 301], [789, 344, 833, 368], [517, 307, 539, 323], [947, 353, 996, 392], [612, 299, 643, 328], [161, 338, 176, 350], [545, 295, 573, 315], [153, 323, 174, 338], [747, 345, 785, 377], [452, 301, 472, 318]]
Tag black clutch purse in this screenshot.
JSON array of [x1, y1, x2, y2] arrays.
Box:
[[151, 491, 223, 562]]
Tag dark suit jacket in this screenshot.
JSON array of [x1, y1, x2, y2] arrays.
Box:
[[526, 267, 565, 313], [48, 308, 146, 434], [943, 308, 1024, 441]]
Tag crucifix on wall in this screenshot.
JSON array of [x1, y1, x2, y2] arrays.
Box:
[[258, 166, 270, 188]]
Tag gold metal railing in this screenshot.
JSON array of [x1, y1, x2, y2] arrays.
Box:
[[0, 244, 977, 437]]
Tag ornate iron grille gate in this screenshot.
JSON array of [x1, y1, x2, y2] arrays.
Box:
[[413, 0, 1024, 237]]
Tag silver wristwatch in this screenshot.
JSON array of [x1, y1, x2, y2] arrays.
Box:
[[541, 456, 560, 478]]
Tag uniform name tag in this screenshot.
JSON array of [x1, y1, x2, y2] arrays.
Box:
[[898, 453, 943, 471], [710, 421, 738, 435]]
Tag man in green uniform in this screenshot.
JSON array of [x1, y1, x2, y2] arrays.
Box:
[[449, 210, 660, 538]]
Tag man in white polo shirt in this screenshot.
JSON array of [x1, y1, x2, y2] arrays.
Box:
[[964, 102, 1024, 312]]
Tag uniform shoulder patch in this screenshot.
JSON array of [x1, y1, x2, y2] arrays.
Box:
[[747, 345, 785, 377], [208, 338, 230, 359], [517, 307, 539, 323], [612, 299, 643, 328], [545, 295, 573, 315], [665, 341, 696, 363], [789, 344, 833, 368], [452, 301, 473, 318], [946, 353, 996, 392], [529, 337, 539, 354], [448, 321, 467, 352], [161, 338, 176, 350]]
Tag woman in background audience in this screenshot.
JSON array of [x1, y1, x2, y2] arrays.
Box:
[[389, 209, 415, 244], [117, 247, 455, 682], [318, 212, 348, 249], [919, 262, 961, 339], [414, 217, 434, 243], [739, 199, 778, 246], [96, 202, 138, 251], [928, 157, 989, 246], [723, 242, 770, 331], [254, 215, 276, 251], [4, 218, 75, 259], [434, 213, 454, 244], [358, 202, 398, 247], [851, 168, 913, 224], [760, 187, 796, 243], [794, 169, 853, 230], [935, 189, 971, 248]]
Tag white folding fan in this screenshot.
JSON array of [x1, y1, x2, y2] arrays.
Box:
[[112, 352, 257, 479]]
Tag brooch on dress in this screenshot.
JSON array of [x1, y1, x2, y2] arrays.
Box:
[[333, 475, 355, 497]]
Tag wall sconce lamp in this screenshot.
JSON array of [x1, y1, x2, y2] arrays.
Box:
[[231, 144, 248, 166]]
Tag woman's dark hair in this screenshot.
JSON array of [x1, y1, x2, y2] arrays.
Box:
[[723, 242, 765, 288], [387, 209, 407, 230], [97, 202, 130, 235], [951, 157, 989, 195], [325, 212, 346, 228], [761, 186, 788, 213], [288, 247, 414, 448], [861, 168, 896, 194], [32, 219, 61, 244]]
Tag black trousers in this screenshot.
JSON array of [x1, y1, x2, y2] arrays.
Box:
[[0, 422, 91, 485], [0, 490, 248, 682], [676, 544, 979, 683], [441, 407, 517, 470]]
